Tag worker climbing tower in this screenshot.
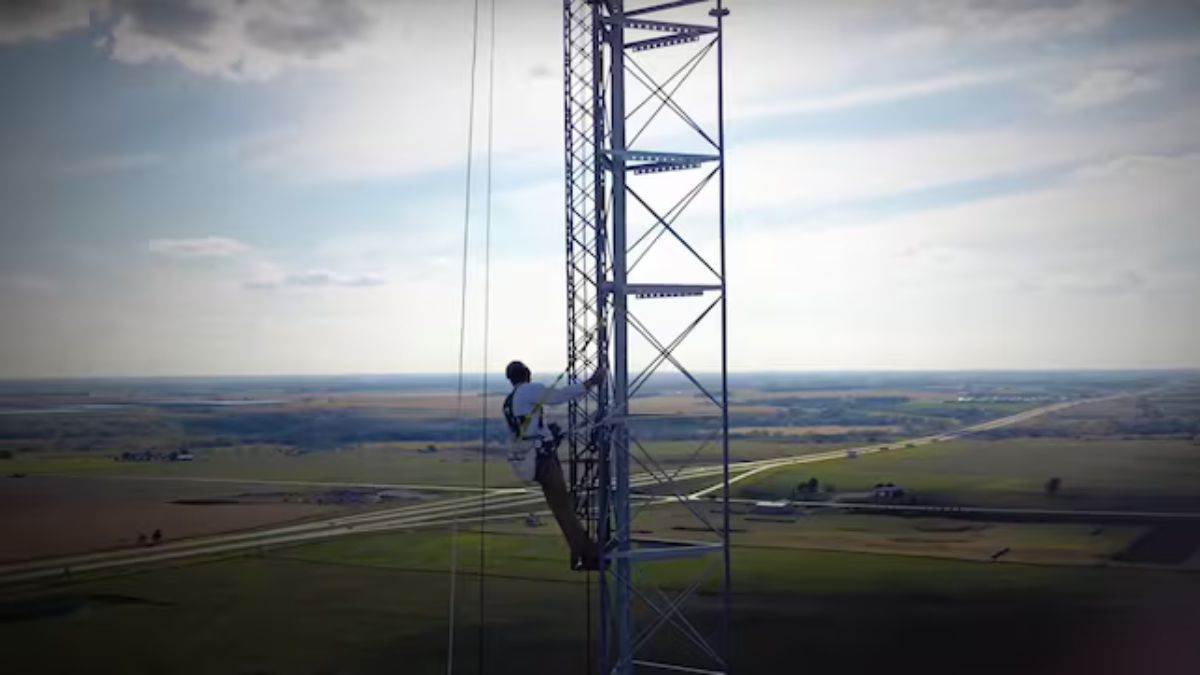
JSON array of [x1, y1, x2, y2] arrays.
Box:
[[563, 1, 731, 673]]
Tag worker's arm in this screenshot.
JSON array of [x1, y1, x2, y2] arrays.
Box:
[[542, 382, 586, 406], [540, 367, 606, 406]]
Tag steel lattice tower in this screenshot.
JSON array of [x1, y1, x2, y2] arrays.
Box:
[[563, 2, 731, 673]]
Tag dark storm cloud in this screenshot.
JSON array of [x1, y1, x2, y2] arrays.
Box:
[[245, 0, 368, 58], [0, 0, 98, 43], [124, 0, 217, 49], [0, 0, 57, 22]]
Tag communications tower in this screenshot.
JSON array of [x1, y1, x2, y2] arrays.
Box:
[[562, 1, 731, 673]]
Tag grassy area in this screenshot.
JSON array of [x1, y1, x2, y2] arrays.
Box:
[[1, 443, 515, 485], [3, 528, 1198, 674], [0, 438, 814, 487], [734, 438, 1200, 511], [633, 504, 1142, 566], [731, 424, 900, 436]]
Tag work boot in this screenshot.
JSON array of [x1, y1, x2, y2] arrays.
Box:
[[577, 539, 613, 572]]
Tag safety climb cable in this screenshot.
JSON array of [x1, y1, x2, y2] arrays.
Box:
[[477, 0, 497, 670], [448, 0, 484, 671], [444, 2, 666, 670]]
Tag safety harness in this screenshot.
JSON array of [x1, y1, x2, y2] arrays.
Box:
[[503, 384, 545, 441]]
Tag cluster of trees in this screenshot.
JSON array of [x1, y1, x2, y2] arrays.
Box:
[[117, 450, 192, 462], [790, 477, 835, 498]]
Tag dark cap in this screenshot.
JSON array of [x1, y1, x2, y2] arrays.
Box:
[[505, 361, 531, 384]]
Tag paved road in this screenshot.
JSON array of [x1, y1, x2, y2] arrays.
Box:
[[686, 396, 1104, 499], [723, 497, 1200, 522], [0, 394, 1131, 585]]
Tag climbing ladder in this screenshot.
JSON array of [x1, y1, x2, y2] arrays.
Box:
[[563, 2, 732, 673]]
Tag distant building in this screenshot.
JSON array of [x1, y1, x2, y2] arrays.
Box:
[[751, 500, 795, 515], [872, 483, 905, 500]]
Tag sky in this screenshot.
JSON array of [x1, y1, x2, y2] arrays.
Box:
[[0, 0, 1198, 378]]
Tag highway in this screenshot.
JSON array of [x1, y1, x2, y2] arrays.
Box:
[[0, 394, 1145, 585], [724, 497, 1200, 522]]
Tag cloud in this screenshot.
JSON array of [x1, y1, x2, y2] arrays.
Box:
[[147, 236, 250, 258], [725, 141, 1200, 369], [741, 33, 1200, 123], [244, 270, 386, 290], [738, 70, 1013, 119], [889, 0, 1125, 51], [1072, 152, 1200, 182], [124, 0, 217, 48], [1055, 269, 1147, 296], [0, 0, 102, 44], [95, 0, 378, 80], [244, 0, 368, 57], [721, 105, 1200, 214], [1049, 68, 1161, 111]]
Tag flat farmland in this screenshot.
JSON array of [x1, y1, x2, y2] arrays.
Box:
[[2, 437, 820, 488], [633, 503, 1143, 567], [735, 438, 1200, 511], [3, 528, 1198, 675], [0, 474, 431, 563], [731, 424, 901, 436], [730, 388, 951, 401]]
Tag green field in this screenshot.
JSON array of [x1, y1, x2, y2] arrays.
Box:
[[635, 504, 1143, 566], [1, 443, 517, 487], [734, 438, 1200, 510], [3, 528, 1198, 674], [1, 438, 812, 488]]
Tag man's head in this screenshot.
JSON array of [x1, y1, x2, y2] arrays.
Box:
[[505, 360, 531, 386]]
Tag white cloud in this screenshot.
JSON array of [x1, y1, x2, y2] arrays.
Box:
[[738, 70, 1012, 119], [245, 270, 387, 290], [1072, 152, 1200, 181], [147, 236, 250, 258], [721, 109, 1200, 212], [1049, 68, 1162, 111], [739, 34, 1200, 124], [887, 0, 1125, 52], [727, 147, 1200, 370], [244, 2, 563, 181]]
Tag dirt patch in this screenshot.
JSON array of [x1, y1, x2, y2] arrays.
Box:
[[0, 475, 344, 563]]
